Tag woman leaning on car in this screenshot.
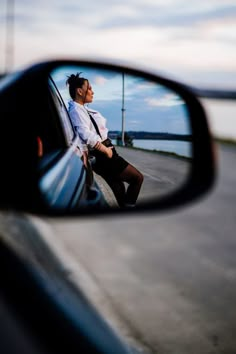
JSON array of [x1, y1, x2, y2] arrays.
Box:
[[66, 73, 143, 209]]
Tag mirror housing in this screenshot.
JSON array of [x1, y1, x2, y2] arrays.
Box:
[[0, 59, 216, 215]]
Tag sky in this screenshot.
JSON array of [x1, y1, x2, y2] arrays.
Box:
[[0, 0, 236, 138], [51, 65, 190, 137]]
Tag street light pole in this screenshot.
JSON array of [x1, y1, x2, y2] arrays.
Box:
[[5, 0, 15, 73], [121, 72, 125, 146]]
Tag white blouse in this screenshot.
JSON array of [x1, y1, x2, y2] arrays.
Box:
[[68, 100, 109, 151]]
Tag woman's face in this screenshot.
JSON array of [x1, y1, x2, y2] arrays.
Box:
[[78, 80, 94, 104]]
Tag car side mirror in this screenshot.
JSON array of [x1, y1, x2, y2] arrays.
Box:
[[0, 60, 216, 215]]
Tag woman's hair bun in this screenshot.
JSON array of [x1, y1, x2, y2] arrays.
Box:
[[66, 72, 83, 86], [66, 72, 87, 99]]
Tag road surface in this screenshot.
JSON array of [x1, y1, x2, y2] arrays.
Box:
[[34, 143, 236, 354]]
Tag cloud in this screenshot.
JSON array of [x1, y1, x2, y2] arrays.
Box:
[[94, 75, 108, 86], [0, 0, 236, 87], [145, 94, 185, 107], [127, 120, 141, 127]]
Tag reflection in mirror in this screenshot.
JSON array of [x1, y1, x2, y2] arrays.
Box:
[[41, 65, 193, 212]]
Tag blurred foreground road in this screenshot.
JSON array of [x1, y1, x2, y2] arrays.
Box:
[[44, 143, 236, 354]]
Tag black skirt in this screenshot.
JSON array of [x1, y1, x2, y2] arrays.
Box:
[[90, 141, 128, 178]]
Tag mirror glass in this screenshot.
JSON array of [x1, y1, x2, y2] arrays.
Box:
[[39, 65, 193, 212]]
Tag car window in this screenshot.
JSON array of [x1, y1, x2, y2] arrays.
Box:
[[48, 78, 75, 145]]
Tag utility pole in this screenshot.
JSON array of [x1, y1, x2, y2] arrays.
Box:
[[5, 0, 15, 73], [121, 72, 126, 146]]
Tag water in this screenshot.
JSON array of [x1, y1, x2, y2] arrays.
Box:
[[113, 139, 192, 158]]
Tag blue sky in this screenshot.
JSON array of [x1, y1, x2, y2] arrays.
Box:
[[0, 0, 236, 138], [51, 65, 190, 134]]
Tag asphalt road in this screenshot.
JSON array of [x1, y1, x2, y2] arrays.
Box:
[[41, 142, 236, 354], [116, 146, 190, 204]]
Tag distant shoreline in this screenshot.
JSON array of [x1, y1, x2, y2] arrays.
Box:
[[214, 137, 236, 146], [109, 131, 192, 142]]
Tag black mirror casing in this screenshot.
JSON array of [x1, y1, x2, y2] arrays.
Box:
[[0, 60, 216, 215]]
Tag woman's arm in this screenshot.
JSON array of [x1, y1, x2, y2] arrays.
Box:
[[94, 142, 113, 158]]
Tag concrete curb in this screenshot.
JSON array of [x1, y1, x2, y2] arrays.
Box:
[[94, 173, 119, 208]]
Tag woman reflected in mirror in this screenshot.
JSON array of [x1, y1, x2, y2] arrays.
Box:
[[66, 73, 143, 209]]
